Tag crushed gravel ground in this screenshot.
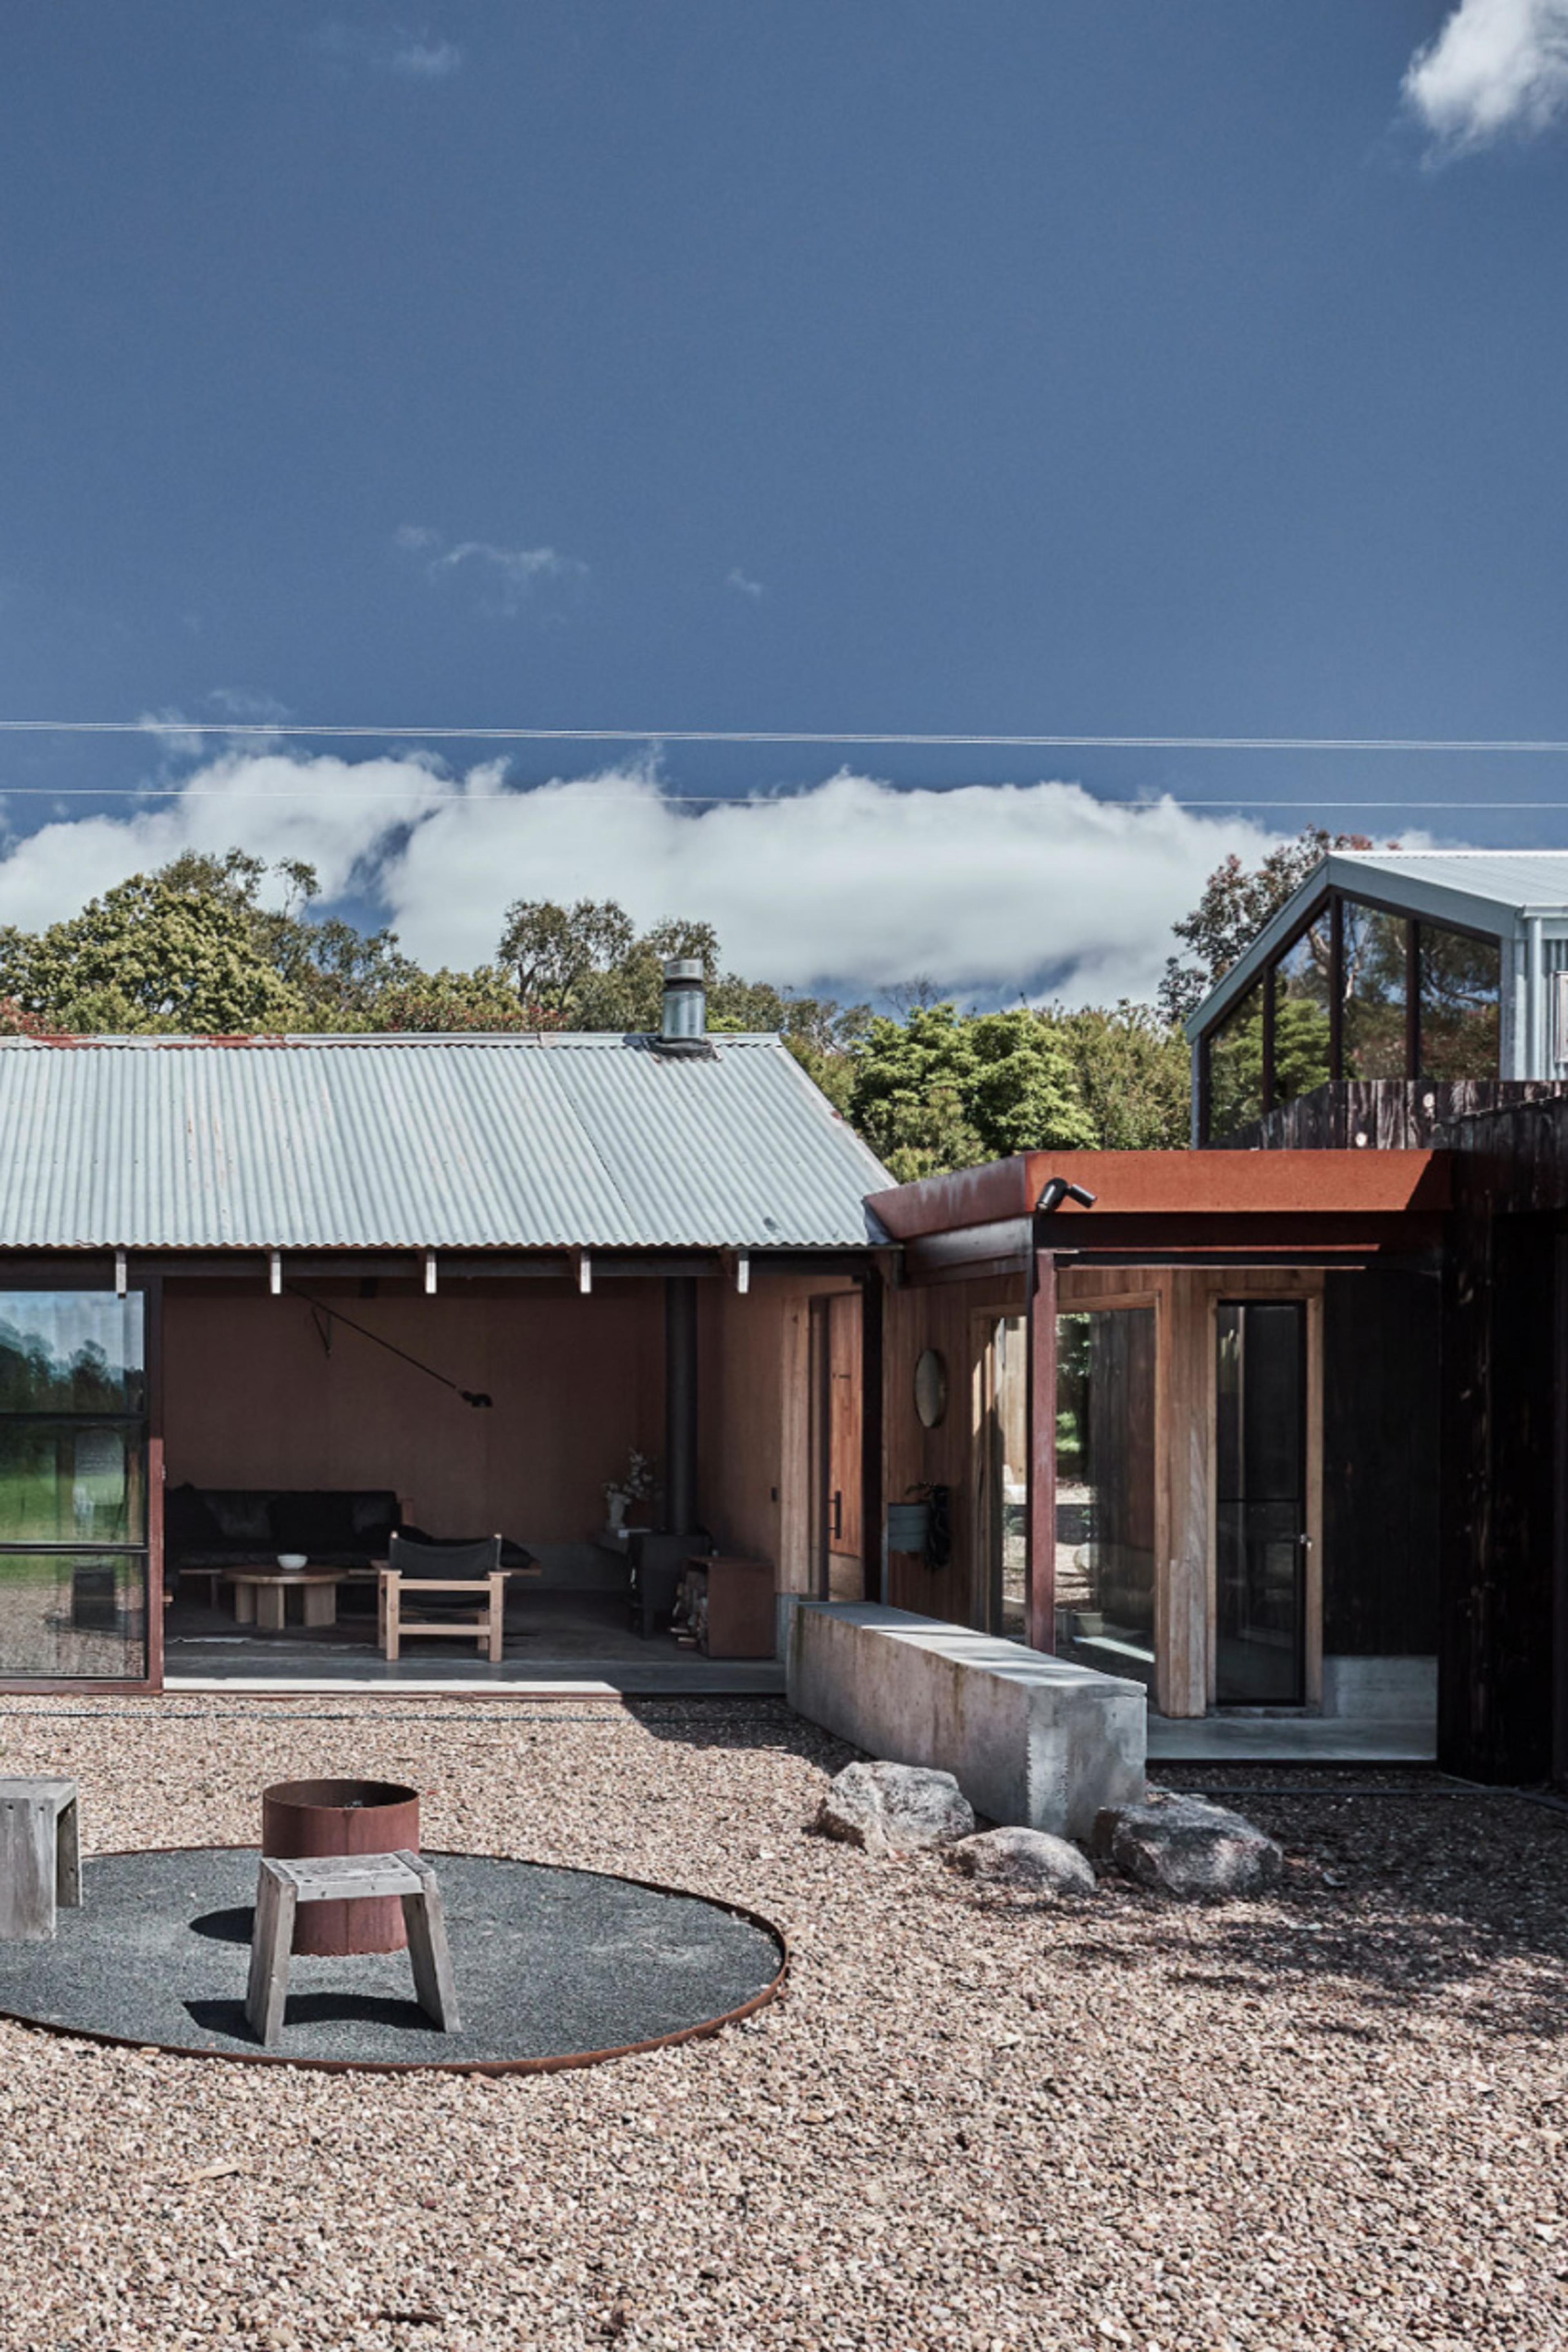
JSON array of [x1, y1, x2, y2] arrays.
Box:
[[0, 1698, 1566, 2352]]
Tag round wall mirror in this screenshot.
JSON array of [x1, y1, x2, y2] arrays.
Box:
[[913, 1348, 949, 1429]]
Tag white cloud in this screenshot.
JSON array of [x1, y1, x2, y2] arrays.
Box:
[[1404, 0, 1568, 150], [0, 755, 1305, 1007], [396, 525, 586, 617], [726, 569, 765, 600], [311, 23, 464, 82], [0, 752, 452, 935], [389, 38, 462, 80]]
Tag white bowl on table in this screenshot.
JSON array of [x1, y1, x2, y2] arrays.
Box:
[[276, 1552, 308, 1571]]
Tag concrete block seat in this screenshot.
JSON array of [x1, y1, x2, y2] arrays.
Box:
[[788, 1602, 1146, 1840]]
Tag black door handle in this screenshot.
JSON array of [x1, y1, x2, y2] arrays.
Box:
[[832, 1489, 843, 1542]]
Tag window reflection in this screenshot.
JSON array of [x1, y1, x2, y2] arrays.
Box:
[[0, 1293, 148, 1682], [0, 1294, 145, 1414], [1272, 920, 1333, 1104], [1419, 923, 1501, 1081], [0, 1553, 146, 1679], [1206, 981, 1265, 1139], [1054, 1308, 1156, 1690], [1339, 902, 1408, 1080]]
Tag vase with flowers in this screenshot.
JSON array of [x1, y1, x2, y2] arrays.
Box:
[[604, 1448, 657, 1534]]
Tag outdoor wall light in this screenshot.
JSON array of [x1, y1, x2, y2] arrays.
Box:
[[1036, 1177, 1097, 1214]]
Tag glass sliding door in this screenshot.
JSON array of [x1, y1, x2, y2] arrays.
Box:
[[1055, 1307, 1156, 1690], [0, 1294, 149, 1680], [1215, 1301, 1306, 1705]]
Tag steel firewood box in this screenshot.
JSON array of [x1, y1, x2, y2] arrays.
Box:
[[260, 1778, 421, 1955]]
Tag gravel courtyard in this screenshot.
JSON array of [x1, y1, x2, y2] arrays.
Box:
[[1, 1698, 1566, 2352]]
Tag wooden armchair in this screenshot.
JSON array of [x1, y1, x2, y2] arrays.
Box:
[[379, 1533, 507, 1664]]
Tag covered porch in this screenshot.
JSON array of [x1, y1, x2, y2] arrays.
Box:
[[0, 1019, 892, 1697], [867, 1146, 1450, 1758]]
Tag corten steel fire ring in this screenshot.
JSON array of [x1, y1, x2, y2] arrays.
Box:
[[0, 1848, 788, 2073], [261, 1779, 420, 1955]]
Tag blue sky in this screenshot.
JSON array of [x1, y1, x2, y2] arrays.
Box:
[[0, 1, 1565, 1004]]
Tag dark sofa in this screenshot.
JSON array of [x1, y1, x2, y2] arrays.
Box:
[[167, 1488, 535, 1613], [167, 1485, 403, 1581]]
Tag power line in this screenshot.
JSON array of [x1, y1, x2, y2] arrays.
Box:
[[0, 784, 1566, 810], [0, 719, 1567, 753]]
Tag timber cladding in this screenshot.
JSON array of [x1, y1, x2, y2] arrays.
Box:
[[1321, 1266, 1441, 1662]]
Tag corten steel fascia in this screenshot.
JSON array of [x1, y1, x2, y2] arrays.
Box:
[[0, 1845, 789, 2077], [866, 1148, 1452, 1240]]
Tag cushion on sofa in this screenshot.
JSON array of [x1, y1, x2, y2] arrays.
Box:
[[203, 1490, 275, 1545], [270, 1490, 358, 1553], [165, 1483, 223, 1552]]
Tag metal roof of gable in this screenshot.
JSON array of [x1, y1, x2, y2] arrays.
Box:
[[1183, 850, 1568, 1041], [0, 1032, 894, 1253]]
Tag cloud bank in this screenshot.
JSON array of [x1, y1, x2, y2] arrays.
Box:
[[0, 757, 1297, 1009], [1404, 0, 1568, 149]]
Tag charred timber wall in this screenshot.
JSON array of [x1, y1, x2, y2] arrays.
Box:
[[1221, 1080, 1566, 1154], [1321, 1266, 1441, 1662]]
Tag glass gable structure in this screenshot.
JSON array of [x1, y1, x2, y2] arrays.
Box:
[[1197, 890, 1502, 1142]]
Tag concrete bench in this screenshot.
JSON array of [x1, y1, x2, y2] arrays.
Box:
[[787, 1602, 1145, 1840], [245, 1849, 459, 2044], [0, 1778, 81, 1942]]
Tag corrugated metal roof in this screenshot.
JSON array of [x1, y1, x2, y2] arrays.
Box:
[[1185, 849, 1568, 1039], [1332, 849, 1568, 911], [0, 1033, 893, 1252]]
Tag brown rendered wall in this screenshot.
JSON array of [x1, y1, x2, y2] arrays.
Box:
[[162, 1281, 663, 1547]]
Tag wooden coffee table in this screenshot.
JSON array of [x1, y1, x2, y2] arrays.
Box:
[[227, 1571, 345, 1632]]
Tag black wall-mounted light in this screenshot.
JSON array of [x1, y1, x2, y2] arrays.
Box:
[[1036, 1176, 1097, 1214]]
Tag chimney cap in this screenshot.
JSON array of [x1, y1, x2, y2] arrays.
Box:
[[662, 957, 704, 982]]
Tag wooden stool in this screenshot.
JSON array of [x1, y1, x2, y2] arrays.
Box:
[[0, 1778, 81, 1942], [245, 1849, 459, 2045]]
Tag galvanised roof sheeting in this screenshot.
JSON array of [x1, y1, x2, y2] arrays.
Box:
[[0, 1034, 894, 1252], [1185, 849, 1568, 1041]]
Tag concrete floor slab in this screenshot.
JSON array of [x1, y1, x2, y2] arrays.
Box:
[[1147, 1713, 1437, 1764]]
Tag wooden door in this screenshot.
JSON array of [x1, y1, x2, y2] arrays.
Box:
[[824, 1291, 864, 1597]]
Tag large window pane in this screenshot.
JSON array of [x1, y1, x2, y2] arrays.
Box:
[[1054, 1307, 1156, 1690], [1419, 923, 1501, 1081], [1205, 982, 1265, 1139], [1340, 902, 1409, 1079], [0, 1552, 146, 1679], [0, 1294, 145, 1414], [1271, 918, 1333, 1104], [0, 1422, 144, 1544]]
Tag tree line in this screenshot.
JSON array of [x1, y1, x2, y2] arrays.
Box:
[[0, 830, 1345, 1176]]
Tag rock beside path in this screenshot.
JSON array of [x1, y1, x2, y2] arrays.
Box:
[[1092, 1795, 1283, 1899], [816, 1761, 976, 1855], [950, 1827, 1096, 1895]]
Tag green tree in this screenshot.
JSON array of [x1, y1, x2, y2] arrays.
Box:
[[0, 872, 305, 1033], [370, 965, 561, 1032], [1159, 827, 1382, 1022], [848, 1003, 1095, 1183], [1042, 1002, 1192, 1148]]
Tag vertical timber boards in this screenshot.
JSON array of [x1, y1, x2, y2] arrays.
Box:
[[1440, 1201, 1558, 1782], [1321, 1265, 1441, 1660]]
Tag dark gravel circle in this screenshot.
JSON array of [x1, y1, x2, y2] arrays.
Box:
[[0, 1847, 785, 2071]]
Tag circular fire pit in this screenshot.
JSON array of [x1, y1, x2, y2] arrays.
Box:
[[261, 1779, 420, 1955]]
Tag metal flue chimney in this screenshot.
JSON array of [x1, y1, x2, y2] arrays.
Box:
[[660, 957, 706, 1044]]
